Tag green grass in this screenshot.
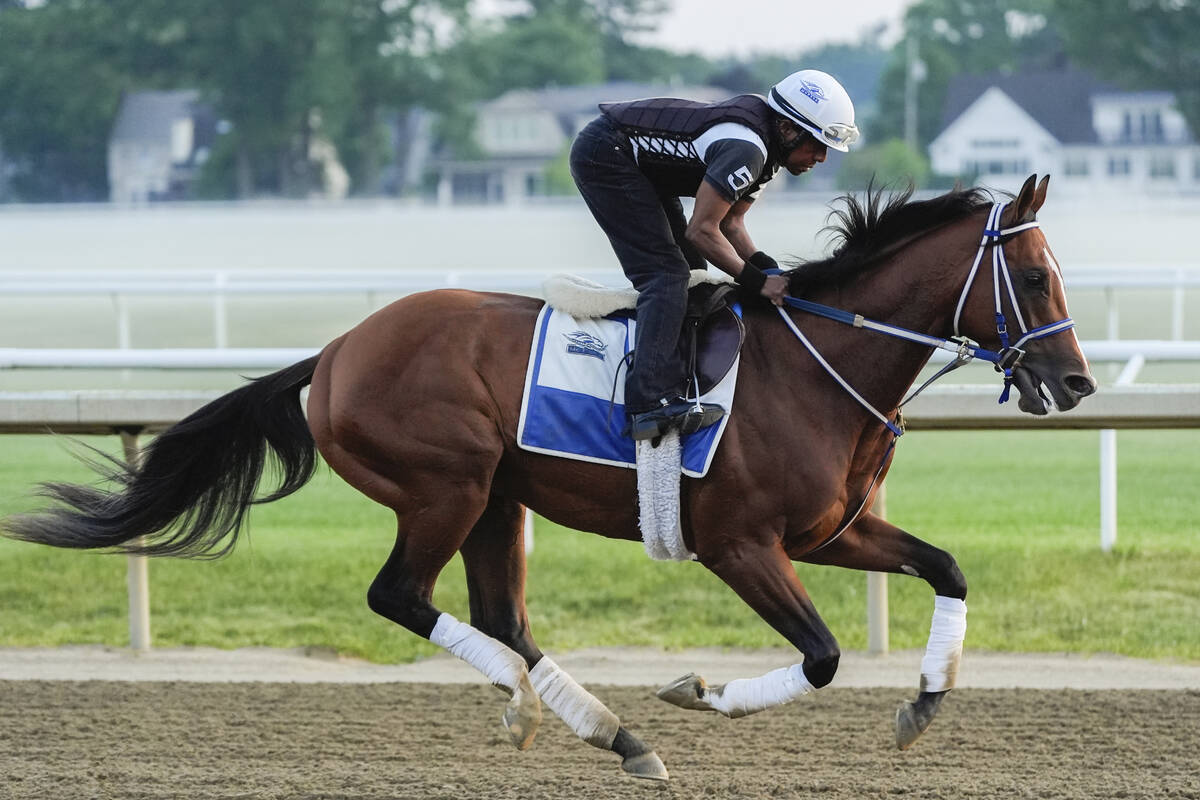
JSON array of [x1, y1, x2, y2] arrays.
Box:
[[0, 429, 1197, 663]]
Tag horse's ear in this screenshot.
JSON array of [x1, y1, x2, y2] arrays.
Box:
[[1006, 174, 1039, 225], [1031, 174, 1050, 215]]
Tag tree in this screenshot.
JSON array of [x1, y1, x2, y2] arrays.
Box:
[[0, 0, 473, 200], [871, 0, 1062, 149], [0, 1, 167, 201], [1051, 0, 1200, 137], [836, 138, 931, 191]]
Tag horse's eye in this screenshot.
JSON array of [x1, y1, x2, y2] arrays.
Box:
[[1023, 270, 1047, 289]]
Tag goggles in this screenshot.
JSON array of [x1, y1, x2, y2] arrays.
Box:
[[819, 122, 860, 148]]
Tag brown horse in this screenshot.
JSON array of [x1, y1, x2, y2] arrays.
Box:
[[4, 175, 1095, 781]]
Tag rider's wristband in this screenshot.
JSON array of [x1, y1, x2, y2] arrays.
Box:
[[749, 251, 779, 272], [735, 262, 767, 295]]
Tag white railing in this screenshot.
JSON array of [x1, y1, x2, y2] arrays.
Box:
[[2, 381, 1197, 655], [2, 265, 1197, 346]]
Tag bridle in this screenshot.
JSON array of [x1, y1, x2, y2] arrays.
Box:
[[949, 200, 1076, 403], [771, 200, 1076, 432], [769, 199, 1077, 550]]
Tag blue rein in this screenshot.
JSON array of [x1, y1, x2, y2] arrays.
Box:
[[767, 200, 1076, 433]]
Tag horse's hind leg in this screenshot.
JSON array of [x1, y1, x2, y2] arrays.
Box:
[[362, 488, 542, 751], [459, 497, 669, 781], [801, 512, 968, 750]]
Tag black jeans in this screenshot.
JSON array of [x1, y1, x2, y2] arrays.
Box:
[[569, 116, 703, 414]]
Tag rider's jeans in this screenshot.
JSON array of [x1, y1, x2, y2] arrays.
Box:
[[569, 116, 695, 414]]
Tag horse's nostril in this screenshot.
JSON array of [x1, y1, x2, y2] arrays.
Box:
[[1065, 374, 1097, 397]]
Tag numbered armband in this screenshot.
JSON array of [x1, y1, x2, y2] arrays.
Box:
[[702, 138, 768, 203]]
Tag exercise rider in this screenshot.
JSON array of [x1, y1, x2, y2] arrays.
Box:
[[569, 69, 859, 441]]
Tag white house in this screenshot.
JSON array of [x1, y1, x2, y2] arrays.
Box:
[[108, 90, 218, 203], [433, 83, 729, 205], [929, 69, 1200, 194]]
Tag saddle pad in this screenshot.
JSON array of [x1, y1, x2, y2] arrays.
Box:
[[517, 304, 739, 478]]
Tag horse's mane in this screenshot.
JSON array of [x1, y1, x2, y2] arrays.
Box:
[[786, 183, 993, 293]]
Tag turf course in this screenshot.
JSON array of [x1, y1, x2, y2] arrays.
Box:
[[0, 429, 1196, 663]]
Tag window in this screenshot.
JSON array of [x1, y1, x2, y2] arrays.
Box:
[[967, 160, 1028, 175], [970, 138, 1020, 148], [1064, 157, 1089, 176], [1108, 157, 1131, 176], [1149, 154, 1176, 179]]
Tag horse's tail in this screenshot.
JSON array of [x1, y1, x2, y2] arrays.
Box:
[[2, 355, 321, 559]]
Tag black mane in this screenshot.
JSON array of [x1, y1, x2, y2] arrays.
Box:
[[786, 183, 993, 293]]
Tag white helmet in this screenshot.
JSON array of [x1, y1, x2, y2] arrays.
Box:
[[767, 69, 859, 152]]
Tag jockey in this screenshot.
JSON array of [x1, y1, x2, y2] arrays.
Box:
[[570, 69, 859, 441]]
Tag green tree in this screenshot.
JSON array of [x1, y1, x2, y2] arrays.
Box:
[[0, 0, 471, 201], [836, 138, 931, 191], [0, 1, 164, 201], [1051, 0, 1200, 138], [872, 0, 1061, 149]]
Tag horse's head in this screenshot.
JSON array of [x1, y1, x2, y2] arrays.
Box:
[[956, 174, 1097, 414]]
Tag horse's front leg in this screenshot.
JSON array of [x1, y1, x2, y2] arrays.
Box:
[[657, 540, 840, 718], [801, 511, 968, 750]]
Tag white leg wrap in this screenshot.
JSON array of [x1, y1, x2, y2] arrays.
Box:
[[707, 664, 815, 719], [920, 596, 967, 692], [529, 656, 620, 749], [429, 613, 527, 692]]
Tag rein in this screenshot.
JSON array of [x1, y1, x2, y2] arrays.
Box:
[[772, 201, 1076, 551], [772, 201, 1075, 430]]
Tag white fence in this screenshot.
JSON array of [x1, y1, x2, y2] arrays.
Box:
[[1, 381, 1197, 655], [2, 265, 1197, 347]]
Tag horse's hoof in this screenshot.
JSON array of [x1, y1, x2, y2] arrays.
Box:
[[502, 674, 542, 751], [895, 700, 922, 750], [895, 691, 946, 750], [656, 673, 714, 712], [621, 750, 670, 781]]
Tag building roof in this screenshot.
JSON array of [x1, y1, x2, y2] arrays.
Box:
[[110, 90, 203, 145], [939, 69, 1115, 144], [481, 82, 730, 116]]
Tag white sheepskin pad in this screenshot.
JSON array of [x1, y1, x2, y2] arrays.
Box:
[[542, 271, 734, 319]]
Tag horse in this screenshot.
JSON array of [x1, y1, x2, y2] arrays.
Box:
[[3, 174, 1096, 781]]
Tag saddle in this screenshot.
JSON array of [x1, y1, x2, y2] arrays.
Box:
[[679, 281, 744, 396], [541, 273, 745, 396]]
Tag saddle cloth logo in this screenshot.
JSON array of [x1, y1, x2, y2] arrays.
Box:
[[518, 304, 739, 478], [563, 330, 607, 360]]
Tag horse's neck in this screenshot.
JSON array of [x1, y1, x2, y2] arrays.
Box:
[[763, 215, 984, 416]]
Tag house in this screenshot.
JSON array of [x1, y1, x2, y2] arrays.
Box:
[[108, 90, 218, 203], [432, 82, 731, 205], [928, 69, 1200, 194]]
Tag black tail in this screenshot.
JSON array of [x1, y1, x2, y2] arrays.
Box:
[[2, 355, 321, 558]]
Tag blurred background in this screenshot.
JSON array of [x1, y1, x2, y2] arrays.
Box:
[[0, 0, 1197, 383], [0, 0, 1196, 662]]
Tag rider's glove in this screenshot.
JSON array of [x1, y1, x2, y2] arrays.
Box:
[[748, 251, 779, 273]]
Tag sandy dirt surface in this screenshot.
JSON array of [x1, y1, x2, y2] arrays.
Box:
[[2, 680, 1197, 800]]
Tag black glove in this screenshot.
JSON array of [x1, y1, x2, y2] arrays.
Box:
[[734, 262, 767, 295], [749, 251, 779, 272]]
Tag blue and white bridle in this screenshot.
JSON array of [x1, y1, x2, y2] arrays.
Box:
[[774, 200, 1077, 551], [772, 201, 1077, 437]]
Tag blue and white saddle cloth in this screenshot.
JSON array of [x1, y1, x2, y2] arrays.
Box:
[[517, 303, 739, 478]]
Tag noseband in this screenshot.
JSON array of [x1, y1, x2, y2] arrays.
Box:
[[950, 201, 1076, 402], [770, 200, 1077, 551], [773, 200, 1076, 425]]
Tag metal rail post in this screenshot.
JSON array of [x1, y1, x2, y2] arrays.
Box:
[[120, 431, 151, 651], [1100, 355, 1146, 552], [867, 482, 889, 655]]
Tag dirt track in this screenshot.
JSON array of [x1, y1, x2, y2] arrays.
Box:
[[2, 681, 1197, 800]]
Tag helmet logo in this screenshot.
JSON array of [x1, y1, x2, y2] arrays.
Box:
[[796, 79, 827, 104]]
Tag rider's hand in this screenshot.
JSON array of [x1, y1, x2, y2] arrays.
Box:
[[761, 274, 788, 306]]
